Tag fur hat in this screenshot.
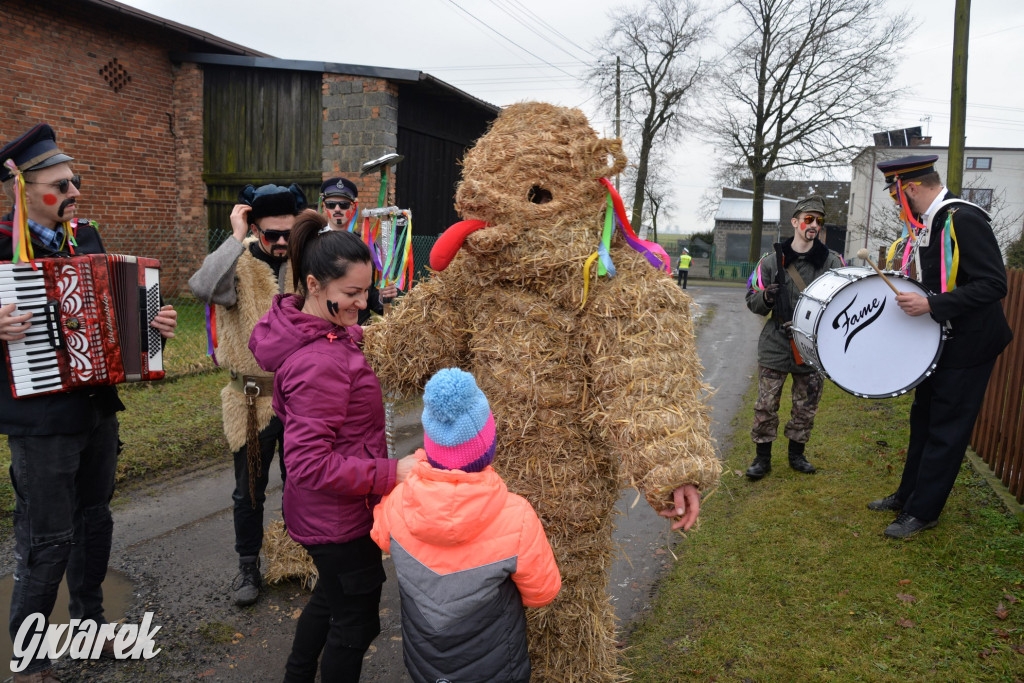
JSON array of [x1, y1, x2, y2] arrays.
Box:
[[792, 194, 825, 218], [421, 368, 496, 473], [239, 183, 307, 222]]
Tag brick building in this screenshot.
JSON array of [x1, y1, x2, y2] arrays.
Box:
[[1, 0, 498, 295]]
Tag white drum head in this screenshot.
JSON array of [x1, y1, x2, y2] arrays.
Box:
[[794, 268, 943, 398]]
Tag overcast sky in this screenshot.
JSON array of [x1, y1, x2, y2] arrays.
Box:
[[121, 0, 1024, 233]]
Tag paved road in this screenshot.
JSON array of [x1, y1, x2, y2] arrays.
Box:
[[1, 281, 763, 682]]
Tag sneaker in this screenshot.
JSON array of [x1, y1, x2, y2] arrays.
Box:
[[884, 512, 938, 539], [232, 560, 262, 607], [867, 493, 903, 512], [13, 669, 61, 683]]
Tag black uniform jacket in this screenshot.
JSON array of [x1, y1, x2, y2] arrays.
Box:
[[920, 193, 1012, 369], [0, 218, 125, 436]]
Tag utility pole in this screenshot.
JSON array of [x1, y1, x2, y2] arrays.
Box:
[[615, 55, 621, 192], [947, 0, 970, 194]]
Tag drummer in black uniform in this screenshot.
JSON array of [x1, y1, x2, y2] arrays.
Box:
[[866, 155, 1012, 539]]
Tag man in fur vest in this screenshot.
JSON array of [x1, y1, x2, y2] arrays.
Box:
[[744, 195, 845, 480], [189, 183, 305, 606]]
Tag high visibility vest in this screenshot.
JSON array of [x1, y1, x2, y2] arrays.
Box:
[[679, 254, 692, 269]]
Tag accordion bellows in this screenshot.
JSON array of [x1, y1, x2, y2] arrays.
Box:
[[0, 254, 163, 398]]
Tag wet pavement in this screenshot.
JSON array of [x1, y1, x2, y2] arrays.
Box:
[[0, 281, 762, 682]]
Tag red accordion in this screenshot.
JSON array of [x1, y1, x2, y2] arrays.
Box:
[[0, 254, 164, 398]]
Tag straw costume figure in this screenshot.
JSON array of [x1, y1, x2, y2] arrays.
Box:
[[363, 102, 720, 681]]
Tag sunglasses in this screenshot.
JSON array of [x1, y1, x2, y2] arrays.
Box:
[[26, 175, 82, 194], [800, 215, 824, 226], [324, 200, 353, 211], [256, 226, 291, 243]]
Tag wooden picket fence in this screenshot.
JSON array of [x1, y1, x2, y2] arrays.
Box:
[[971, 268, 1024, 504]]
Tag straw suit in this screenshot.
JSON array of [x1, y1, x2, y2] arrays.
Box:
[[363, 102, 720, 681]]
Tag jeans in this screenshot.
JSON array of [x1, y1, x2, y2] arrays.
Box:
[[284, 536, 385, 682], [8, 412, 120, 675], [231, 416, 285, 559]]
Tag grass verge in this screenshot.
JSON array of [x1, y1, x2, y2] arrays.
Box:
[[625, 379, 1024, 682], [0, 370, 230, 530]]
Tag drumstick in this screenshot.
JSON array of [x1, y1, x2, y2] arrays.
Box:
[[856, 248, 900, 296]]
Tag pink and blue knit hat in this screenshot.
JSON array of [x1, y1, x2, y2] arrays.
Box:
[[422, 368, 496, 473]]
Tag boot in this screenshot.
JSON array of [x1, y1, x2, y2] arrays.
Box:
[[745, 442, 773, 480], [232, 556, 262, 607], [788, 441, 816, 474]]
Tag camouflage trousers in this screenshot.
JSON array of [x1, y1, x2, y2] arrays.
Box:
[[751, 366, 825, 444]]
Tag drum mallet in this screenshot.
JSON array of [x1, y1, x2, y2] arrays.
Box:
[[856, 248, 900, 296]]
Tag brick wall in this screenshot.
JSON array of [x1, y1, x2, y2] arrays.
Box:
[[0, 0, 206, 293], [321, 74, 399, 207]]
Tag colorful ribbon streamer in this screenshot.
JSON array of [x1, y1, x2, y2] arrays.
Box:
[[3, 159, 34, 264]]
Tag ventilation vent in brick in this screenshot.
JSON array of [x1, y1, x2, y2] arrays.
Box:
[[99, 58, 131, 93]]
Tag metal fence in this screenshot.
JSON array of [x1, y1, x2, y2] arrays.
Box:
[[160, 229, 440, 378], [708, 245, 757, 283], [971, 268, 1024, 503]]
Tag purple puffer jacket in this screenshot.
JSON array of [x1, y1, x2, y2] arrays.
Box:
[[249, 293, 397, 546]]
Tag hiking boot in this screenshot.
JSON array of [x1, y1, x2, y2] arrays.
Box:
[[867, 493, 904, 511], [232, 557, 262, 607], [14, 669, 61, 683], [788, 454, 816, 474], [884, 512, 938, 539]]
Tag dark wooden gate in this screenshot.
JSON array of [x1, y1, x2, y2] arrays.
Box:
[[395, 85, 494, 237], [203, 65, 322, 245]]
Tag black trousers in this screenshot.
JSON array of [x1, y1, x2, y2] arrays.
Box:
[[231, 416, 285, 559], [283, 536, 385, 682], [896, 359, 996, 522]]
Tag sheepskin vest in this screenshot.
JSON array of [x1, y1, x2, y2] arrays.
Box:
[[216, 241, 293, 450]]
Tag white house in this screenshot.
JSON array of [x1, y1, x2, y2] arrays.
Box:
[[845, 145, 1024, 263]]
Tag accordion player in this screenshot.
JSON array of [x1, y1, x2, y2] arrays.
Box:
[[0, 253, 164, 398]]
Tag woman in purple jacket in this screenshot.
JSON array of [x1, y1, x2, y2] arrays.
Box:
[[249, 210, 417, 682]]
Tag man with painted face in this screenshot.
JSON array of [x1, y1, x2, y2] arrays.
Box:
[[866, 155, 1011, 539], [189, 183, 305, 606], [319, 176, 398, 324], [744, 195, 845, 481], [0, 123, 178, 682]]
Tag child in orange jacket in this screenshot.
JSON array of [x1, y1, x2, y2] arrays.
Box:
[[371, 367, 560, 683]]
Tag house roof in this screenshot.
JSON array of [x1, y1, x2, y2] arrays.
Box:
[[715, 198, 781, 223], [77, 0, 268, 56], [171, 53, 500, 115]]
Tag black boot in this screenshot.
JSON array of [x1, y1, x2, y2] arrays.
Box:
[[746, 442, 773, 480], [788, 441, 816, 474], [232, 556, 262, 607]]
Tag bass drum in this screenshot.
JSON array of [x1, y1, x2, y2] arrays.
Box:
[[791, 266, 944, 398]]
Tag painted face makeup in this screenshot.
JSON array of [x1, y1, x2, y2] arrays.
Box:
[[326, 299, 340, 316], [42, 194, 58, 206], [307, 261, 372, 327]]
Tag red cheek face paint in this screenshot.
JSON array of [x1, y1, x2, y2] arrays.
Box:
[[42, 194, 58, 206]]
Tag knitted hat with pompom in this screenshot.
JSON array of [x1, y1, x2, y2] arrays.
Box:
[[421, 368, 496, 473]]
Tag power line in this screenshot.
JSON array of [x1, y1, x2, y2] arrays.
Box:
[[443, 0, 582, 82], [486, 0, 593, 64], [501, 0, 599, 60]]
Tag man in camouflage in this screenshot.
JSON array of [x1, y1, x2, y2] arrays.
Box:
[[744, 195, 844, 480]]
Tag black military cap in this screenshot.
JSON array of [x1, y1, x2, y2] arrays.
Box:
[[0, 123, 75, 182], [320, 176, 358, 200], [876, 155, 939, 187]]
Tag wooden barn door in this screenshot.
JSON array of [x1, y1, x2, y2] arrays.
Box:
[[203, 65, 322, 247]]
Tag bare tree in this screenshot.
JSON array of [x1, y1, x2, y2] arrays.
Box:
[[704, 0, 910, 261], [588, 0, 714, 227]]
